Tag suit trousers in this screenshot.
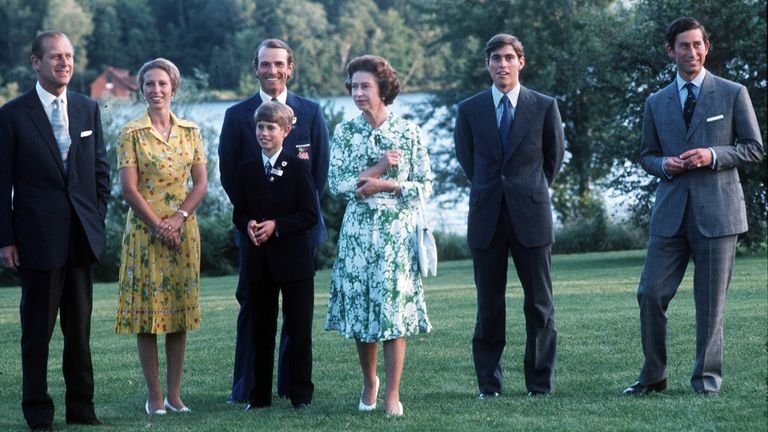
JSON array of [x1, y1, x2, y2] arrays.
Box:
[[637, 203, 736, 392], [19, 227, 96, 428], [231, 232, 296, 401], [471, 202, 557, 394], [247, 261, 314, 407]]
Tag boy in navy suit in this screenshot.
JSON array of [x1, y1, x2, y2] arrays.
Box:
[[232, 101, 318, 410]]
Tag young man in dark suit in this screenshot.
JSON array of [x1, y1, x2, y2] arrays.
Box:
[[0, 31, 110, 430], [232, 101, 318, 410], [623, 17, 763, 396], [219, 38, 329, 403], [454, 33, 564, 398]]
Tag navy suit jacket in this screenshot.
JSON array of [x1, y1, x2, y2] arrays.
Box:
[[219, 92, 329, 246], [639, 72, 763, 238], [455, 86, 564, 249], [0, 89, 110, 270], [232, 152, 318, 283]]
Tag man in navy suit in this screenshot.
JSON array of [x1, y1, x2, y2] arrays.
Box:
[[623, 17, 763, 396], [0, 31, 109, 430], [219, 38, 329, 402], [454, 33, 564, 398]]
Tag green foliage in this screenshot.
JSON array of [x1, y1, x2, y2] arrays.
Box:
[[1, 252, 766, 431], [432, 230, 471, 261]]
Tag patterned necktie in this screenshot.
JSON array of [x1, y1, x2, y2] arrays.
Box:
[[51, 98, 72, 171], [499, 95, 513, 156], [265, 161, 272, 178], [683, 82, 696, 129]]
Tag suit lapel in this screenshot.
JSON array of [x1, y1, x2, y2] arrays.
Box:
[[65, 92, 84, 169], [476, 90, 503, 162], [506, 87, 532, 161], [24, 91, 66, 177], [661, 83, 687, 138], [686, 73, 715, 138]]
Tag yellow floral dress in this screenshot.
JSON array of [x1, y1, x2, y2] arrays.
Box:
[[115, 111, 205, 334]]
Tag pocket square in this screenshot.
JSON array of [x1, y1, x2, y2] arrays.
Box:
[[80, 130, 93, 137], [706, 115, 724, 122]]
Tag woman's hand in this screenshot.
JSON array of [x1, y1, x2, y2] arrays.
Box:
[[155, 214, 184, 251], [356, 177, 380, 200], [358, 150, 401, 181]]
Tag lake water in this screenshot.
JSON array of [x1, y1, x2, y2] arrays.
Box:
[[103, 93, 469, 234]]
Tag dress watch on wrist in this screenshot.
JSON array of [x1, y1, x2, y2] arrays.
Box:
[[177, 209, 189, 220]]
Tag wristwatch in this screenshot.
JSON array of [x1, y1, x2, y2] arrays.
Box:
[[177, 209, 189, 220]]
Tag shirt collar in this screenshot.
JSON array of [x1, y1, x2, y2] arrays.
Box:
[[262, 148, 283, 167], [676, 68, 707, 91], [491, 83, 520, 108], [260, 88, 288, 104], [36, 81, 67, 107]]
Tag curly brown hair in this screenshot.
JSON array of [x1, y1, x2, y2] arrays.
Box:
[[344, 55, 400, 105]]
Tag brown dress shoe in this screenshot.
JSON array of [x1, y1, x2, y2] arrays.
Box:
[[623, 379, 667, 395]]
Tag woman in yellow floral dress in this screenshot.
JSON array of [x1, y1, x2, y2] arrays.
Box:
[[115, 58, 207, 415]]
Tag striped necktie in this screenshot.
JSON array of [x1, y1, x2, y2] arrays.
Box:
[[51, 98, 72, 171], [265, 161, 272, 178]]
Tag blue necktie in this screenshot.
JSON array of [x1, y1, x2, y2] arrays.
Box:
[[265, 161, 272, 178], [499, 95, 513, 156], [683, 83, 696, 129], [51, 98, 71, 171]]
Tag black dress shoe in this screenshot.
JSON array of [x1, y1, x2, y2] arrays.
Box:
[[478, 392, 500, 400], [66, 417, 103, 425], [244, 403, 270, 411], [623, 379, 667, 395], [527, 391, 548, 397], [31, 424, 53, 432], [293, 403, 311, 410]]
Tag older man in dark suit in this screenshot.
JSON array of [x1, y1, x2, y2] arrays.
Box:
[[454, 33, 564, 398], [218, 38, 329, 403], [0, 31, 110, 430], [623, 17, 763, 396]]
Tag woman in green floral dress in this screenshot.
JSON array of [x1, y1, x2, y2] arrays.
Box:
[[325, 55, 432, 417], [115, 58, 207, 415]]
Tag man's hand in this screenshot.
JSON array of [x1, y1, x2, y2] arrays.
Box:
[[680, 148, 713, 170], [0, 245, 19, 271], [247, 220, 276, 246]]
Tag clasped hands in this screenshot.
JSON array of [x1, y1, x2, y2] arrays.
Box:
[[356, 150, 400, 200], [247, 219, 276, 247], [663, 148, 713, 177], [154, 214, 183, 251]]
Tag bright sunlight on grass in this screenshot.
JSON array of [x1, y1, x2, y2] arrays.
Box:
[[0, 250, 765, 431]]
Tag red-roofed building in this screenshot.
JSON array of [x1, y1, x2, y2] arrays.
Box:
[[90, 67, 138, 101]]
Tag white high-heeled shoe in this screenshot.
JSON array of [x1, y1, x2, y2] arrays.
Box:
[[358, 376, 379, 411], [164, 397, 191, 413], [145, 400, 167, 415]]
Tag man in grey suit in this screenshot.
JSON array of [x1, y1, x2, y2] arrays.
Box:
[[455, 33, 564, 398], [623, 17, 763, 396]]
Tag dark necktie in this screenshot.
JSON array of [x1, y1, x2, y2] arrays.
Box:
[[51, 98, 71, 171], [683, 82, 696, 129], [265, 161, 272, 178], [499, 95, 513, 156]]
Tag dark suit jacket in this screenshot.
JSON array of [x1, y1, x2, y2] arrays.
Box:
[[219, 92, 329, 246], [0, 89, 110, 270], [232, 152, 318, 283], [639, 72, 764, 238], [455, 86, 564, 249]]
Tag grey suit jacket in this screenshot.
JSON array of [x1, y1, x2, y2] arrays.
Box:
[[455, 86, 564, 249], [639, 72, 763, 238]]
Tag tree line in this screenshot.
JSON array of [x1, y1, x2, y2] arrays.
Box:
[[0, 0, 765, 284]]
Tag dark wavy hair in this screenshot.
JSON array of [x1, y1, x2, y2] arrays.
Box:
[[665, 17, 709, 48], [344, 55, 400, 105], [484, 33, 525, 64]]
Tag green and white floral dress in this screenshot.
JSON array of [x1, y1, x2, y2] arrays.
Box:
[[324, 112, 432, 342]]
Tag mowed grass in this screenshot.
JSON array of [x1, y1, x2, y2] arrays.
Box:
[[0, 249, 765, 431]]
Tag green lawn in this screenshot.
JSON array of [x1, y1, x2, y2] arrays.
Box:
[[0, 250, 765, 431]]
